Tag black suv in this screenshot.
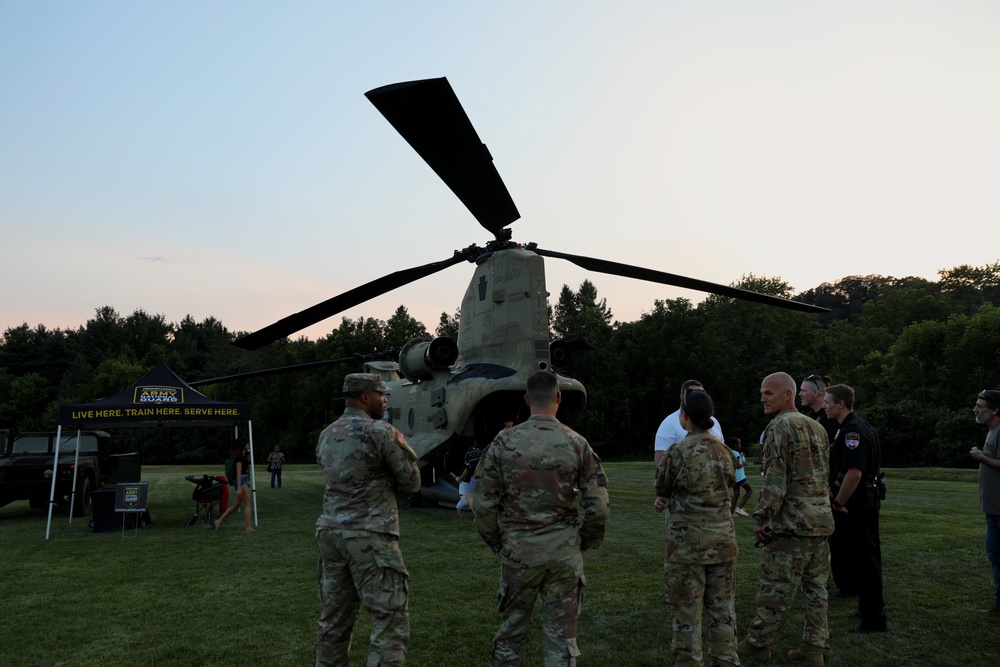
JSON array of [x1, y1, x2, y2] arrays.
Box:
[[0, 431, 140, 516]]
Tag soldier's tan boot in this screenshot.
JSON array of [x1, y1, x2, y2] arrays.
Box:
[[787, 646, 824, 665], [736, 639, 771, 660]]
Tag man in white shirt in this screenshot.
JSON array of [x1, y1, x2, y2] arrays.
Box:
[[654, 379, 724, 467]]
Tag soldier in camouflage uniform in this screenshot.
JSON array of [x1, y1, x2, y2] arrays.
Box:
[[738, 372, 834, 666], [474, 370, 610, 667], [315, 373, 422, 667], [654, 389, 739, 667]]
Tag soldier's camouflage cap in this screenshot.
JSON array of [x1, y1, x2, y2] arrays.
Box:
[[343, 373, 391, 394]]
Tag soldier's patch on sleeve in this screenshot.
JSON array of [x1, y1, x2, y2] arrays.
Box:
[[396, 430, 407, 447], [845, 433, 861, 449]]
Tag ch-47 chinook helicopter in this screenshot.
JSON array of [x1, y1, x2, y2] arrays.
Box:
[[229, 77, 825, 506]]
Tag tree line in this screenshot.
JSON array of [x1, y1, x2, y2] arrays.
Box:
[[1, 261, 997, 468]]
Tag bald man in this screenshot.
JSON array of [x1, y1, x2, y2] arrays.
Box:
[[738, 372, 834, 666]]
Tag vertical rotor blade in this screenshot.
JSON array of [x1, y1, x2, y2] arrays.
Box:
[[366, 78, 519, 238]]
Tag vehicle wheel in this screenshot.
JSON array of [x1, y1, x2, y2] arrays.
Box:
[[72, 477, 92, 517], [28, 496, 46, 509]]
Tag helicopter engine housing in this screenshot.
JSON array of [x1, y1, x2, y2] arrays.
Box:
[[398, 337, 459, 382]]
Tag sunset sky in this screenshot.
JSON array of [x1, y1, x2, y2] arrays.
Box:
[[3, 2, 998, 340]]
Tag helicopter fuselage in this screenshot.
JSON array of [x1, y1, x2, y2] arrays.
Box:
[[384, 246, 586, 495]]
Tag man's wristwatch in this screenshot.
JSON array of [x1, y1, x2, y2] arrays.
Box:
[[832, 499, 843, 509]]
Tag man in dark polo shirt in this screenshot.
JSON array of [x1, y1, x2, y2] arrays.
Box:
[[971, 389, 1000, 615]]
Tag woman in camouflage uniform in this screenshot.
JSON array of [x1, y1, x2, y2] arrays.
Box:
[[654, 390, 739, 666]]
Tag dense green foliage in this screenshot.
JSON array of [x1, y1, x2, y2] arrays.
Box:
[[1, 261, 998, 466], [1, 463, 993, 666]]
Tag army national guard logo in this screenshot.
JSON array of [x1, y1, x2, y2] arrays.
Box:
[[845, 433, 861, 450], [114, 482, 149, 512], [133, 385, 183, 405]]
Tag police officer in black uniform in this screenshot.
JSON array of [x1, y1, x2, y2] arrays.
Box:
[[824, 383, 887, 633], [800, 374, 839, 444]]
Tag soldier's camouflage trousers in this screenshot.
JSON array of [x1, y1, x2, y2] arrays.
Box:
[[744, 534, 830, 651], [316, 528, 409, 667], [493, 555, 585, 667], [664, 559, 738, 666]]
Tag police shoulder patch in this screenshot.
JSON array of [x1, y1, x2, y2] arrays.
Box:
[[845, 432, 861, 449]]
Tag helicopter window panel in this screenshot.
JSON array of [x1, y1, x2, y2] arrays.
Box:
[[408, 408, 415, 430], [430, 387, 445, 407], [429, 409, 447, 429]]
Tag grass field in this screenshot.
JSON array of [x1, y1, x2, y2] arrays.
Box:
[[0, 462, 995, 666]]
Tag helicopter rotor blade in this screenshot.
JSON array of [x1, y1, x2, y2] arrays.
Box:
[[366, 78, 520, 239], [189, 355, 374, 387], [531, 246, 829, 314], [233, 252, 472, 351]]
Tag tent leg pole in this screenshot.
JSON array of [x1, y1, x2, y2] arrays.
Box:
[[248, 421, 258, 527], [68, 429, 82, 523], [45, 426, 64, 539]]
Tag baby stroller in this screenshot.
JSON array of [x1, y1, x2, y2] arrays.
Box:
[[184, 474, 229, 527]]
